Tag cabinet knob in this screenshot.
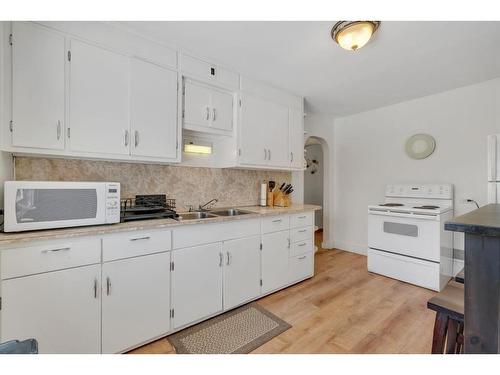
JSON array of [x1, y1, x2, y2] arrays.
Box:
[[56, 120, 62, 140]]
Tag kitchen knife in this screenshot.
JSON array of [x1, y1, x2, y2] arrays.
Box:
[[269, 181, 276, 192], [279, 182, 286, 191], [283, 184, 292, 193], [284, 185, 293, 194], [286, 188, 294, 195]]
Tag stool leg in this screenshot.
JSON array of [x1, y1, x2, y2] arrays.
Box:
[[432, 312, 449, 354], [446, 319, 459, 354]]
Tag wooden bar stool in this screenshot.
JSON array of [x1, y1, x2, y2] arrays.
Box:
[[427, 281, 464, 354]]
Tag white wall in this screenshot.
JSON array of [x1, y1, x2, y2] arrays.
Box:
[[304, 144, 323, 228], [0, 22, 12, 208], [333, 78, 500, 254]]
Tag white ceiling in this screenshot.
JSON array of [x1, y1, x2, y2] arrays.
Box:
[[120, 21, 500, 116]]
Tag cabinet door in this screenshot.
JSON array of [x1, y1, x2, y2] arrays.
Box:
[[183, 80, 211, 129], [0, 265, 101, 354], [239, 94, 268, 166], [223, 235, 261, 310], [69, 39, 130, 155], [171, 243, 223, 329], [102, 252, 171, 353], [265, 101, 289, 167], [210, 88, 233, 132], [289, 108, 304, 169], [131, 58, 178, 160], [11, 22, 65, 150], [261, 230, 290, 294]]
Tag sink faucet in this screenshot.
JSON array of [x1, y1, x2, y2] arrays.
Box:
[[197, 198, 219, 212]]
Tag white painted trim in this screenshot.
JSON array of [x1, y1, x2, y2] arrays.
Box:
[[332, 241, 368, 255]]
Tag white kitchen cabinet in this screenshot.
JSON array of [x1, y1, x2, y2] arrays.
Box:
[[0, 264, 101, 354], [289, 108, 305, 169], [11, 22, 65, 150], [183, 79, 233, 134], [101, 252, 171, 353], [130, 58, 178, 160], [69, 39, 130, 155], [223, 235, 261, 310], [261, 230, 290, 294], [171, 242, 223, 329], [238, 94, 289, 168]]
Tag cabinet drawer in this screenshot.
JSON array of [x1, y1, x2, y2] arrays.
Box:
[[290, 239, 313, 257], [290, 226, 313, 243], [262, 215, 290, 234], [103, 229, 171, 262], [1, 237, 101, 280], [288, 253, 314, 284], [290, 212, 314, 228]]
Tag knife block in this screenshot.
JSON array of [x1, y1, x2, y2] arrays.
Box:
[[273, 190, 290, 207], [267, 191, 274, 207]]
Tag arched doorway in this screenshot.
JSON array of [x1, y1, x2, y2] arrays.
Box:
[[303, 136, 330, 250]]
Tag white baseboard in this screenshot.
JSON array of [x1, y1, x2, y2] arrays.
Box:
[[332, 240, 367, 256]]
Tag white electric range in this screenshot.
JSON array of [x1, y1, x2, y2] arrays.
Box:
[[367, 184, 454, 291]]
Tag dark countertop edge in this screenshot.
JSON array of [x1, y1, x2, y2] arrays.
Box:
[[445, 204, 500, 237], [445, 222, 500, 237]]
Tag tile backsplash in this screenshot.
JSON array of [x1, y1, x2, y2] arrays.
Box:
[[14, 157, 291, 211]]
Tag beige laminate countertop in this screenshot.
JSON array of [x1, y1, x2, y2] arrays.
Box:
[[0, 204, 321, 247]]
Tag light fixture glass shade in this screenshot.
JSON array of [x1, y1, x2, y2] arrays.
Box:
[[332, 21, 380, 51]]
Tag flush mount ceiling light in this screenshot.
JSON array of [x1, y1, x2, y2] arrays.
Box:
[[331, 21, 381, 51]]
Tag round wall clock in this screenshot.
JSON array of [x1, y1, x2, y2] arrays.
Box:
[[405, 133, 436, 160]]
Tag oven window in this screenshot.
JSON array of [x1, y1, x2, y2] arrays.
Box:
[[16, 189, 98, 223], [383, 221, 418, 237]]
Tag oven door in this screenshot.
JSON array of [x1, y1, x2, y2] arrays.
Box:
[[368, 210, 440, 262], [4, 182, 106, 232]]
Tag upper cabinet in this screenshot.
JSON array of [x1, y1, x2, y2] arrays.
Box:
[[289, 108, 305, 169], [3, 22, 303, 170], [130, 58, 178, 160], [11, 22, 65, 151], [238, 94, 289, 167], [237, 78, 304, 170], [69, 39, 130, 156], [183, 79, 234, 135]]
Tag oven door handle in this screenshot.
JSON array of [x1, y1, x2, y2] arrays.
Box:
[[368, 210, 438, 221]]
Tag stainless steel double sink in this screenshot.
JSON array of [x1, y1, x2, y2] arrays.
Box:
[[178, 208, 253, 221]]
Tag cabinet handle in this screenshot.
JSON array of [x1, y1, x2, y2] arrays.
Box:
[[57, 120, 62, 140], [93, 278, 98, 299], [272, 219, 282, 223], [298, 243, 307, 247], [298, 216, 306, 219], [124, 130, 129, 147], [134, 130, 139, 147], [298, 229, 307, 233], [288, 238, 291, 249], [264, 149, 267, 160], [226, 251, 231, 266], [212, 108, 217, 121], [206, 107, 210, 120], [130, 236, 150, 241], [106, 277, 112, 296], [41, 247, 70, 254], [298, 255, 307, 260], [268, 149, 271, 160], [219, 252, 223, 267], [291, 152, 294, 162]]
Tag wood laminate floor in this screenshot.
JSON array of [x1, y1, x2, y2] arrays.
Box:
[[129, 232, 437, 354]]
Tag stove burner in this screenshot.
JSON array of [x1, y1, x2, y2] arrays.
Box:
[[413, 205, 440, 210], [379, 203, 404, 207]]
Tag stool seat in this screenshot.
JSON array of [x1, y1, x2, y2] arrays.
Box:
[[427, 281, 464, 354]]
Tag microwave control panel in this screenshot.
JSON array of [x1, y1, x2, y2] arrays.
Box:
[[105, 183, 121, 223]]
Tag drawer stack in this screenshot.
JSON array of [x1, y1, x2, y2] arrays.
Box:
[[288, 212, 315, 283]]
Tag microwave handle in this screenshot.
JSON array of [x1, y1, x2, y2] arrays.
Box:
[[368, 210, 438, 221]]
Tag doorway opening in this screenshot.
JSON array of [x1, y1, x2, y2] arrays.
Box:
[[304, 136, 328, 249]]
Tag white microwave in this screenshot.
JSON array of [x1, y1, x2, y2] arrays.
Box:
[[3, 181, 121, 232]]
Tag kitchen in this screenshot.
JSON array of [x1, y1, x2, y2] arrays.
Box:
[[1, 1, 500, 371]]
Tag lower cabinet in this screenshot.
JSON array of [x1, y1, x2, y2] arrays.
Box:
[[0, 264, 101, 354], [171, 243, 223, 329], [261, 230, 290, 294], [223, 235, 261, 310], [101, 252, 171, 353]]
